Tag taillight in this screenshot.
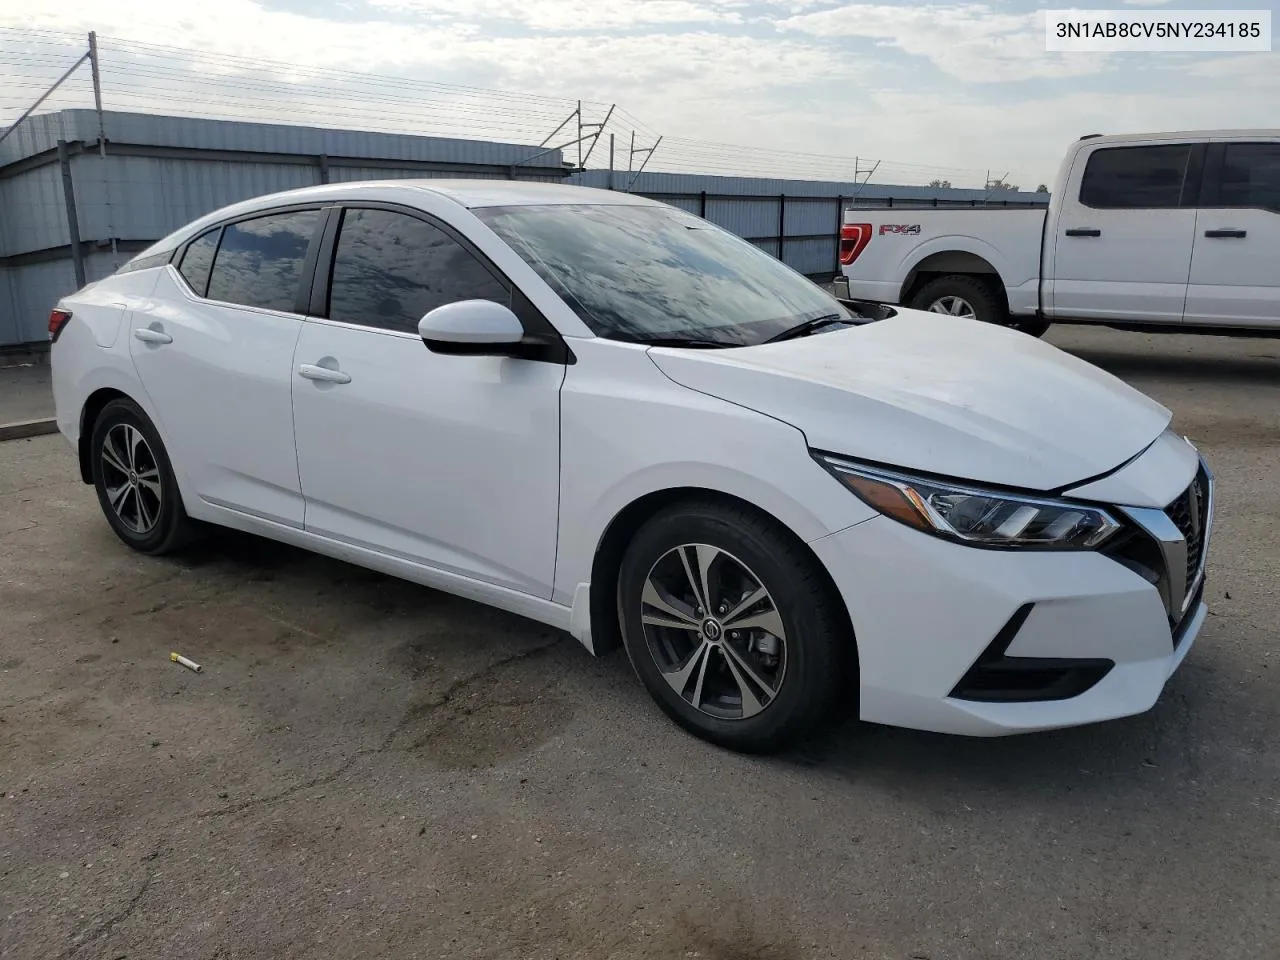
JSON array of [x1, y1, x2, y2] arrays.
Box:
[[839, 223, 872, 265], [48, 308, 72, 342]]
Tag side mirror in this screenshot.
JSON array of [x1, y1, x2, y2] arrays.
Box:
[[417, 300, 525, 355]]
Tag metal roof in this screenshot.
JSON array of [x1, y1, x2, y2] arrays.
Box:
[[0, 109, 562, 169]]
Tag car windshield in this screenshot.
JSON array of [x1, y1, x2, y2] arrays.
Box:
[[474, 203, 853, 345]]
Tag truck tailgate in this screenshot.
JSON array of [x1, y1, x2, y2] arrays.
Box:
[[839, 207, 1048, 315]]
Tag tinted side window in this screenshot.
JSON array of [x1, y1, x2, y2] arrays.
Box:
[[177, 228, 219, 296], [1216, 143, 1280, 212], [1079, 145, 1191, 209], [206, 210, 319, 313], [327, 208, 510, 334]]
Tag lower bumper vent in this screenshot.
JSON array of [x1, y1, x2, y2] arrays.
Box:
[[950, 603, 1115, 704]]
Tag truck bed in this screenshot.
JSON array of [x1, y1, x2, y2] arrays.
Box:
[[839, 207, 1048, 317]]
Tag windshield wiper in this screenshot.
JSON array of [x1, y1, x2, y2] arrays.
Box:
[[622, 336, 740, 349], [762, 314, 855, 344]]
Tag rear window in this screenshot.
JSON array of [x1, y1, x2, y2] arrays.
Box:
[[1079, 145, 1192, 209], [206, 210, 319, 313]]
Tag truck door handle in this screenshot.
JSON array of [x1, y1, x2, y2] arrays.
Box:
[[1065, 228, 1101, 237], [1204, 229, 1247, 238], [133, 328, 172, 344], [298, 363, 351, 384]]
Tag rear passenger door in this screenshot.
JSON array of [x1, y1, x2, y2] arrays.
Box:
[[1184, 139, 1280, 328], [130, 207, 322, 527], [1047, 141, 1201, 323]]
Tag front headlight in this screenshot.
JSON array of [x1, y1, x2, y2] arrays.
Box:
[[815, 454, 1121, 550]]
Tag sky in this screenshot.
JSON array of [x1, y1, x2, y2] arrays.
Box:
[[2, 0, 1277, 188]]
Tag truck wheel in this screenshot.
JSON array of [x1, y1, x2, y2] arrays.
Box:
[[910, 275, 1050, 338]]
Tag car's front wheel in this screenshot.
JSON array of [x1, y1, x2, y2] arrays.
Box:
[[618, 500, 849, 753], [89, 397, 195, 555]]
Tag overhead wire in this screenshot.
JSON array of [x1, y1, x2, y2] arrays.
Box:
[[0, 27, 1019, 188]]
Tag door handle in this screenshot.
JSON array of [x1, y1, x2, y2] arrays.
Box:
[[1204, 229, 1247, 238], [298, 363, 351, 384], [133, 327, 172, 344], [1065, 228, 1102, 237]]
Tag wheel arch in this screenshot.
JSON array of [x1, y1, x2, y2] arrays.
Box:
[[77, 387, 132, 484], [900, 250, 1004, 306], [586, 486, 858, 675]]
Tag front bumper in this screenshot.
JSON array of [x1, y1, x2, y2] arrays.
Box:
[[809, 497, 1209, 737]]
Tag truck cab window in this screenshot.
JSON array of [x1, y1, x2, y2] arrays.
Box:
[[1079, 145, 1192, 209], [1216, 143, 1280, 213]]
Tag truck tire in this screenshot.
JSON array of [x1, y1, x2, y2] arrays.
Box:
[[910, 275, 1050, 338]]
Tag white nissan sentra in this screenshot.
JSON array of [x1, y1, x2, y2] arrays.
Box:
[[49, 180, 1212, 752]]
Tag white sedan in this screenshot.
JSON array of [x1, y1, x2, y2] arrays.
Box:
[[49, 180, 1213, 752]]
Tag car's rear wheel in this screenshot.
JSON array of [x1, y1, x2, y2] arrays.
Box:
[[911, 274, 1050, 338], [89, 397, 195, 555], [618, 500, 849, 753]]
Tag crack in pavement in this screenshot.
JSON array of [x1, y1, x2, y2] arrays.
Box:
[[195, 636, 565, 820], [54, 849, 161, 960], [39, 637, 565, 956]]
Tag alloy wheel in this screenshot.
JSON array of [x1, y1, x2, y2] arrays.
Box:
[[927, 296, 977, 319], [640, 543, 787, 720], [100, 423, 163, 535]]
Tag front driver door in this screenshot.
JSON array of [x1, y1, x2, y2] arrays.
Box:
[[291, 204, 564, 598], [1048, 141, 1199, 323]]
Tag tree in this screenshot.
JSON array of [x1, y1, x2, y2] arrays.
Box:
[[986, 178, 1020, 192], [1036, 183, 1049, 193], [928, 179, 952, 189]]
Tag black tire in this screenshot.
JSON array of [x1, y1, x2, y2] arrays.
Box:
[[910, 274, 1051, 338], [89, 397, 196, 555], [618, 499, 850, 753]]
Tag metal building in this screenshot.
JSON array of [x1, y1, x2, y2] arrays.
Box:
[[0, 109, 568, 348], [1, 108, 1048, 350]]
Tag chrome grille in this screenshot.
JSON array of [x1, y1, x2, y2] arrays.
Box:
[[1166, 464, 1211, 620], [1111, 457, 1213, 641]]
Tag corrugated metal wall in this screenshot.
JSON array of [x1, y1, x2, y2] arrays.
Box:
[[569, 170, 1049, 277], [2, 109, 1049, 347], [0, 110, 569, 346]]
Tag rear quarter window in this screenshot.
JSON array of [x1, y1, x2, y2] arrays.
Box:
[[176, 228, 220, 297]]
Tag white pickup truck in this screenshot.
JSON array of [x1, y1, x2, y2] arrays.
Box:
[[834, 129, 1279, 338]]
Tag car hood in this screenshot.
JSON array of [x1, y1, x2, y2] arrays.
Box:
[[647, 309, 1171, 492]]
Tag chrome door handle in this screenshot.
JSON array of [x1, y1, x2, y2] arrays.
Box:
[[133, 328, 172, 344], [298, 363, 351, 384]]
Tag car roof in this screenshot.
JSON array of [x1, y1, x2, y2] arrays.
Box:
[[126, 179, 663, 265], [235, 178, 662, 214]]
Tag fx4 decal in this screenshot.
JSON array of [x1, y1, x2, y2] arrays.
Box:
[[879, 224, 922, 236]]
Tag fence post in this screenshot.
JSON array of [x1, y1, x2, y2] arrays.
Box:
[[317, 154, 330, 184], [834, 194, 843, 273], [777, 193, 786, 261], [699, 190, 707, 218], [56, 139, 86, 289]]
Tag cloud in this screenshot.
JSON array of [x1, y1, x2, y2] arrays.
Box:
[[1121, 0, 1174, 6], [2, 0, 1275, 189], [777, 3, 1112, 82], [367, 0, 748, 30], [1187, 53, 1280, 87]]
